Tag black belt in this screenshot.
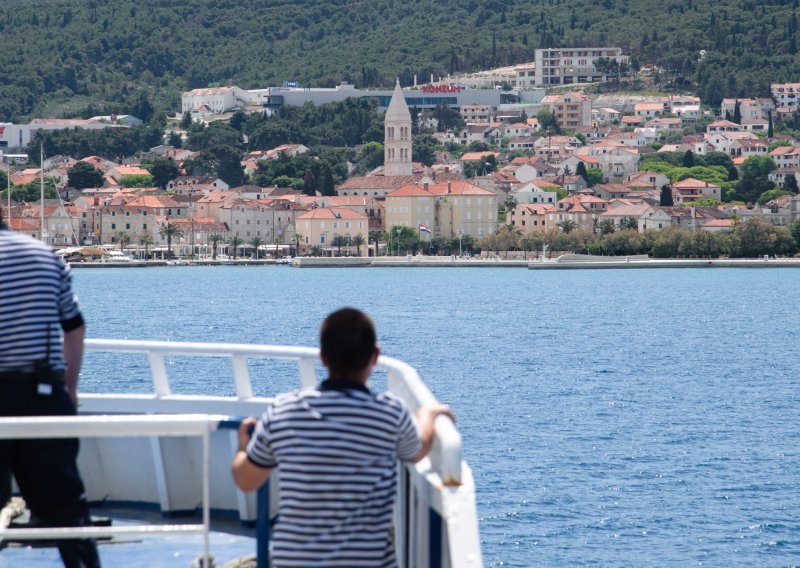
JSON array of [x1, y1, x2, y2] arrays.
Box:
[[0, 369, 64, 382]]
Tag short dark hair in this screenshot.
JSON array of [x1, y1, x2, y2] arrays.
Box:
[[320, 308, 377, 377]]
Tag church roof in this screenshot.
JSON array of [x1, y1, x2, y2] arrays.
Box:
[[385, 79, 410, 121]]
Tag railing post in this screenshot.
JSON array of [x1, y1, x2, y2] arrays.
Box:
[[148, 351, 171, 396], [256, 482, 270, 568], [232, 354, 253, 398]]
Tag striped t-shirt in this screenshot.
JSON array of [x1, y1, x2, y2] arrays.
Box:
[[246, 379, 422, 567], [0, 226, 83, 373]]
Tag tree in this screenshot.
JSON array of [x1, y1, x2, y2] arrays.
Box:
[[321, 167, 335, 196], [147, 158, 179, 189], [537, 108, 560, 134], [230, 236, 244, 260], [768, 110, 774, 138], [412, 134, 437, 167], [557, 219, 578, 233], [291, 232, 304, 257], [682, 150, 695, 168], [576, 161, 590, 185], [586, 168, 604, 186], [599, 219, 616, 235], [159, 221, 184, 258], [660, 184, 674, 206], [302, 169, 316, 195], [331, 234, 346, 256], [785, 173, 799, 194], [67, 162, 104, 190], [732, 100, 741, 124], [138, 233, 153, 259], [791, 219, 800, 250], [120, 174, 154, 188], [622, 217, 639, 230], [250, 237, 263, 259], [208, 233, 224, 260], [352, 234, 365, 256], [114, 231, 131, 252]]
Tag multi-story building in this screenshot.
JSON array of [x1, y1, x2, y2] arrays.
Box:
[[541, 92, 593, 129], [533, 47, 629, 86], [771, 83, 800, 111], [385, 181, 497, 239], [460, 105, 492, 123], [295, 207, 369, 255], [180, 86, 253, 116]]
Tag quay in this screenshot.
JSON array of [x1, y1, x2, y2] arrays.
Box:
[[66, 255, 800, 269]]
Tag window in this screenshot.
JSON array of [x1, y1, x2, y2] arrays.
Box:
[[143, 224, 147, 230], [320, 235, 326, 244], [125, 223, 130, 230], [111, 211, 116, 217], [125, 211, 130, 217], [111, 223, 116, 230]]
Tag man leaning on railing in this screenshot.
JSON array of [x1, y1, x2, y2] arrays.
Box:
[[232, 307, 453, 567]]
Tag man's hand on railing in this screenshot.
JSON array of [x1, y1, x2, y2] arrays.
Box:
[[412, 404, 455, 464]]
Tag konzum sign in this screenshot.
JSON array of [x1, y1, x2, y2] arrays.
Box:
[[421, 85, 461, 93]]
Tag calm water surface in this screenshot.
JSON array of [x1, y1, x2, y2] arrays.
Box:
[[72, 266, 800, 567]]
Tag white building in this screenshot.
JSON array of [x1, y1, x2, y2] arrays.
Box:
[[533, 47, 629, 86], [0, 120, 127, 151], [383, 80, 413, 177], [181, 86, 253, 116]]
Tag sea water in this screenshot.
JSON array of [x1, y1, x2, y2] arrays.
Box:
[[72, 266, 800, 567]]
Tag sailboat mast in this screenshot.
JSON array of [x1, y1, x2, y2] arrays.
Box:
[[40, 144, 45, 242]]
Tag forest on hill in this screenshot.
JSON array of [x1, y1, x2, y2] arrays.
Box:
[[1, 0, 799, 123]]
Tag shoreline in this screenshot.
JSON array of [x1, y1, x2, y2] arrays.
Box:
[[68, 256, 800, 269]]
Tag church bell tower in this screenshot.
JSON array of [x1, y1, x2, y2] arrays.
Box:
[[383, 79, 413, 177]]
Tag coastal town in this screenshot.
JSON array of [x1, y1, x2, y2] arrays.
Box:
[[2, 47, 800, 261]]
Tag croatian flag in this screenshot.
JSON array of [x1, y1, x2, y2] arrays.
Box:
[[419, 224, 432, 234]]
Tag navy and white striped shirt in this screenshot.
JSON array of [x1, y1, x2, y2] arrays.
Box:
[[0, 225, 83, 373], [247, 380, 421, 567]]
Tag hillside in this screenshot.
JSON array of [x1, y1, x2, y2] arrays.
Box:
[[1, 0, 799, 123]]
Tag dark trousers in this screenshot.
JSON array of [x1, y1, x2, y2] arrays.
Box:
[[0, 378, 101, 568]]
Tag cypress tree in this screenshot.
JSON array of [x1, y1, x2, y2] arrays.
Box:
[[768, 110, 774, 138], [785, 173, 799, 193], [576, 161, 590, 185], [732, 100, 741, 124], [660, 184, 674, 206], [682, 150, 695, 168]]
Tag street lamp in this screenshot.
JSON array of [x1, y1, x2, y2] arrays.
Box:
[[459, 231, 463, 257]]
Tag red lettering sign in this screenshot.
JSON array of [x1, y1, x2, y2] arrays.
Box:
[[0, 126, 4, 136], [421, 85, 461, 93]]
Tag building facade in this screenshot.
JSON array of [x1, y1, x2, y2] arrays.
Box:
[[533, 48, 629, 86]]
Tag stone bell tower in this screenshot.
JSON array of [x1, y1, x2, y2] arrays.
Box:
[[383, 79, 412, 176]]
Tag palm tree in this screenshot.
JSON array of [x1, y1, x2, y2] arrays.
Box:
[[309, 245, 323, 256], [274, 236, 283, 258], [599, 219, 616, 235], [352, 234, 365, 256], [292, 233, 304, 257], [250, 237, 263, 260], [139, 233, 153, 260], [557, 219, 578, 233], [208, 233, 224, 260], [369, 230, 383, 256], [230, 236, 244, 260], [159, 222, 184, 258], [332, 234, 345, 256], [115, 231, 131, 253], [622, 217, 639, 231]]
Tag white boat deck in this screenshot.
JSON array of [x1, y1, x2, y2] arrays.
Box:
[[0, 339, 482, 567]]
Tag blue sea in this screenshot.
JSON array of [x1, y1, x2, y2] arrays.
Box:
[[72, 266, 800, 567]]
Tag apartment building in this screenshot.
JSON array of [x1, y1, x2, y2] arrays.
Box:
[[533, 47, 629, 86]]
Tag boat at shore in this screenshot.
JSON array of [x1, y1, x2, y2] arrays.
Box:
[[0, 338, 482, 567]]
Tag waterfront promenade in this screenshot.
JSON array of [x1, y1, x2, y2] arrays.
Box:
[[69, 255, 800, 269]]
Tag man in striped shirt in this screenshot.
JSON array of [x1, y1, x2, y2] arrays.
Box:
[[232, 308, 453, 567], [0, 209, 101, 567]]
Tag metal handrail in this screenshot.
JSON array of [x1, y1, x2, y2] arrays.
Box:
[[84, 338, 463, 486], [0, 414, 222, 562]]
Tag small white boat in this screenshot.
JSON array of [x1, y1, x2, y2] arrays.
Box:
[[0, 339, 482, 567]]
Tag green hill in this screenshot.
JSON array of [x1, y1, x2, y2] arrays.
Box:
[[1, 0, 799, 122]]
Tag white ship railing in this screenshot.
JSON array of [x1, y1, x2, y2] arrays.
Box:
[[48, 339, 482, 567], [0, 414, 220, 564]]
